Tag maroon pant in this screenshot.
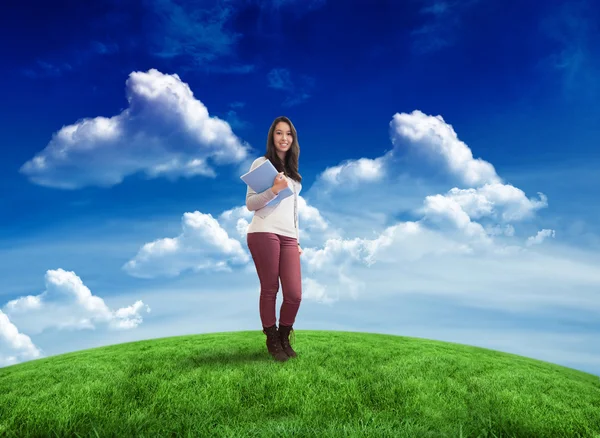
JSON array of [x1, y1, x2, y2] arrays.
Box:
[[247, 232, 302, 328]]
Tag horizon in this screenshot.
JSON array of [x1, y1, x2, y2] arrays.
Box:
[[1, 0, 599, 376]]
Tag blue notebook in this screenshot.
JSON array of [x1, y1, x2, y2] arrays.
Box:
[[240, 158, 293, 207]]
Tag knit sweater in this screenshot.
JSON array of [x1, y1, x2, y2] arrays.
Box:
[[245, 157, 302, 243]]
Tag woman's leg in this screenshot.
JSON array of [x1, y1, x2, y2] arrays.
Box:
[[278, 235, 302, 326], [247, 232, 281, 328]]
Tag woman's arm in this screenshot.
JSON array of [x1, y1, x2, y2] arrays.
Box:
[[246, 184, 278, 211]]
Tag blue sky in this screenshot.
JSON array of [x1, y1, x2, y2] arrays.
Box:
[[1, 0, 600, 375]]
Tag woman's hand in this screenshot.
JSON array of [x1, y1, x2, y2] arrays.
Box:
[[271, 172, 288, 194], [298, 245, 303, 255]]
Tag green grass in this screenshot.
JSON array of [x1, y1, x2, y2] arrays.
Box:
[[1, 330, 599, 437]]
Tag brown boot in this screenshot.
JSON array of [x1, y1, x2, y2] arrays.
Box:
[[278, 324, 297, 358], [262, 324, 289, 362]]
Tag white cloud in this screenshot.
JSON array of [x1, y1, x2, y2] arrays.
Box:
[[302, 277, 336, 304], [309, 110, 522, 248], [486, 224, 516, 237], [301, 222, 418, 271], [295, 109, 586, 307], [318, 157, 386, 187], [389, 110, 501, 187], [123, 211, 250, 278], [297, 196, 328, 230], [296, 196, 340, 245], [299, 220, 480, 303], [314, 110, 502, 193], [421, 193, 491, 242], [0, 310, 43, 367], [219, 205, 254, 240], [296, 216, 600, 312], [302, 273, 364, 306], [309, 110, 549, 253], [526, 229, 556, 246], [5, 294, 43, 311], [1, 268, 150, 355], [445, 184, 548, 222], [20, 68, 250, 189], [302, 236, 376, 270], [418, 184, 548, 241]]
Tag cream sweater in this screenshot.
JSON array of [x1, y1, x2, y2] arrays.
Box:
[[245, 157, 302, 243]]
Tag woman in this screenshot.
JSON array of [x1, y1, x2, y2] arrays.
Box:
[[245, 116, 303, 362]]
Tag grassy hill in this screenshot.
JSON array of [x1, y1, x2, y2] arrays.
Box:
[[1, 330, 599, 437]]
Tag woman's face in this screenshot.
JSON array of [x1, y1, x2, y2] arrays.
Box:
[[273, 121, 293, 156]]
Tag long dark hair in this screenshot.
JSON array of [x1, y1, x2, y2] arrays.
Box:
[[264, 116, 302, 183]]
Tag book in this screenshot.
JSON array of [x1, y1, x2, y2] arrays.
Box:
[[240, 158, 293, 206]]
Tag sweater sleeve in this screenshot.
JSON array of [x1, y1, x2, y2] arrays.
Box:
[[245, 158, 278, 211]]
